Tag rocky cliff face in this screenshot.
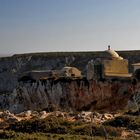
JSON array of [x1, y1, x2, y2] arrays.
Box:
[[0, 78, 134, 113], [0, 50, 140, 113]]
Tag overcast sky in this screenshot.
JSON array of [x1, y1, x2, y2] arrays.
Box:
[[0, 0, 140, 54]]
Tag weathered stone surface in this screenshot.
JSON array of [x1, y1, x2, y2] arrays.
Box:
[[127, 91, 140, 112], [0, 78, 133, 113], [0, 51, 140, 113], [0, 110, 120, 127]]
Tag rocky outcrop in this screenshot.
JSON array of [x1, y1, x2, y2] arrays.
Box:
[[0, 50, 140, 113], [0, 78, 133, 113], [127, 83, 140, 112], [0, 110, 119, 126]]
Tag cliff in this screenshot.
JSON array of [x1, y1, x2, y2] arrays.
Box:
[[0, 78, 134, 113], [0, 50, 140, 113]]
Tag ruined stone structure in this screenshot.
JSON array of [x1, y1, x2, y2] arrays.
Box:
[[19, 66, 82, 81], [61, 66, 82, 78]]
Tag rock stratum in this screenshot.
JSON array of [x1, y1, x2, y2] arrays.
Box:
[[0, 79, 134, 113], [0, 50, 140, 113]]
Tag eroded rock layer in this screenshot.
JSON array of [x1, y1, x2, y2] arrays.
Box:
[[0, 78, 134, 113]]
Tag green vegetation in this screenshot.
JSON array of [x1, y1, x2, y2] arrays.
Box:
[[0, 114, 139, 139], [8, 116, 122, 137], [12, 51, 103, 58], [104, 115, 140, 130], [0, 131, 124, 140], [0, 116, 123, 140]]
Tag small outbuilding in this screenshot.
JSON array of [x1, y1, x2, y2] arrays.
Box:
[[132, 63, 140, 80], [132, 63, 140, 72]]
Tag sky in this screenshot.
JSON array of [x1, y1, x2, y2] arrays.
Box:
[[0, 0, 140, 54]]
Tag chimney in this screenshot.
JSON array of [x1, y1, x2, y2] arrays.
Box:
[[108, 45, 110, 50]]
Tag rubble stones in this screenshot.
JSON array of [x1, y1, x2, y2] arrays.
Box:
[[39, 111, 48, 119], [0, 110, 118, 126]]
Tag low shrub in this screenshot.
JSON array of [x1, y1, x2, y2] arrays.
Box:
[[8, 116, 123, 137], [72, 124, 122, 137], [9, 116, 69, 134], [0, 130, 17, 139], [104, 115, 140, 130]]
